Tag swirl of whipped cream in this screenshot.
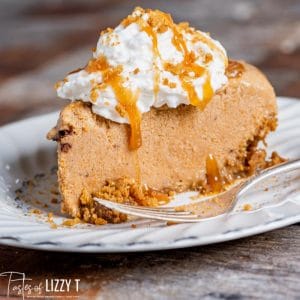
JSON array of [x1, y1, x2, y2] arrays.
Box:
[[57, 7, 228, 124]]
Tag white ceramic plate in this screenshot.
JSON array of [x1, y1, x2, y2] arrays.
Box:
[[0, 97, 299, 253]]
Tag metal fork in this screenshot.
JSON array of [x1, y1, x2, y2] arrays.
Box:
[[94, 159, 300, 223]]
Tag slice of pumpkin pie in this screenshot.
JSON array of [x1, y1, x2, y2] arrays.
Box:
[[48, 7, 279, 224]]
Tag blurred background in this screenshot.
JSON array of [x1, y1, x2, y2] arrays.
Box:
[[0, 0, 299, 125]]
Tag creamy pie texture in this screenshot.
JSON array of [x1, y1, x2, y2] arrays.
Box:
[[56, 7, 228, 149]]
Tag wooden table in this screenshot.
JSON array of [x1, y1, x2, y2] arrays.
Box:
[[0, 1, 299, 299]]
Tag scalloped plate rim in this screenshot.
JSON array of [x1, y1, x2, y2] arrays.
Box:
[[0, 96, 299, 253], [0, 212, 299, 253]]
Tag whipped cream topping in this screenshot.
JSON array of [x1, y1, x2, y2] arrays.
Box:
[[56, 7, 228, 149]]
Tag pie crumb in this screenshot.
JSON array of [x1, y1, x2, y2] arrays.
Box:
[[62, 217, 82, 227], [243, 204, 252, 211]]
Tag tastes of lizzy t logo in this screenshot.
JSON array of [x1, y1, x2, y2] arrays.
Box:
[[0, 271, 80, 299]]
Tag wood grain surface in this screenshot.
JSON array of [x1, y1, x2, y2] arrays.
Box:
[[0, 0, 299, 299]]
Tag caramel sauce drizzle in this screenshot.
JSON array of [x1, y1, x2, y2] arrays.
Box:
[[133, 150, 141, 184], [87, 57, 141, 150], [110, 74, 141, 150], [140, 22, 160, 98], [206, 154, 223, 193], [167, 30, 213, 109], [226, 60, 245, 79], [157, 11, 214, 110]]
